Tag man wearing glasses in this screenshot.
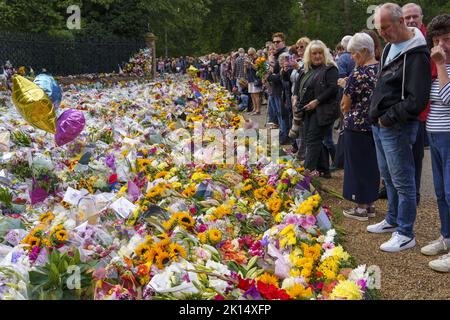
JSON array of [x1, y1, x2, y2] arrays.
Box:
[[267, 32, 289, 145]]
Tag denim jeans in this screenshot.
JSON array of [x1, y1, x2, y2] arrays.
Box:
[[269, 95, 286, 141], [238, 94, 250, 112], [267, 95, 278, 124], [428, 132, 450, 239], [372, 121, 419, 238]]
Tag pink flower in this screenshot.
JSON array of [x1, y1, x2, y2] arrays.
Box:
[[306, 215, 317, 225], [300, 219, 310, 229], [322, 242, 335, 250]]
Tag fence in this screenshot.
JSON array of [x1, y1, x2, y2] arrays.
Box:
[[0, 32, 146, 76]]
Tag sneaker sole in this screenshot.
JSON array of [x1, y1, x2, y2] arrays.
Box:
[[380, 239, 416, 253], [367, 226, 397, 234], [429, 263, 450, 273], [343, 212, 368, 221], [421, 248, 450, 256]]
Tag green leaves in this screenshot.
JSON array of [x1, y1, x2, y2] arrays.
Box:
[[28, 249, 94, 300], [0, 186, 13, 208], [11, 130, 32, 147]]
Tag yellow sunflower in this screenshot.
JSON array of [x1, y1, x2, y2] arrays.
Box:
[[38, 212, 54, 224], [169, 243, 187, 260], [54, 229, 69, 243], [176, 212, 195, 229], [155, 251, 171, 269], [208, 229, 222, 244], [258, 273, 280, 287], [28, 236, 41, 248], [257, 177, 268, 187], [135, 243, 151, 257]]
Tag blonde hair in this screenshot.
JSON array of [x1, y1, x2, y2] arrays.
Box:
[[296, 37, 311, 46], [303, 40, 337, 72]]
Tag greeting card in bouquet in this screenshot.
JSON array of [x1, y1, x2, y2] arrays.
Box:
[[110, 197, 137, 219]]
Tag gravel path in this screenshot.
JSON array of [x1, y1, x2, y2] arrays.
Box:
[[245, 102, 450, 300]]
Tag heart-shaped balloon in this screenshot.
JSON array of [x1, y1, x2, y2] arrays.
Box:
[[11, 75, 57, 134], [55, 109, 86, 146]]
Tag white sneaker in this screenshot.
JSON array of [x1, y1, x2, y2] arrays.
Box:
[[429, 253, 450, 273], [380, 232, 416, 253], [421, 236, 450, 256], [367, 219, 397, 234]]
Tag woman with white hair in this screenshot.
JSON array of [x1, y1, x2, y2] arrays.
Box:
[[341, 32, 380, 221], [291, 40, 339, 178]]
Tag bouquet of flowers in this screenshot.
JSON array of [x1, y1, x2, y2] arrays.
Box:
[[255, 56, 269, 79]]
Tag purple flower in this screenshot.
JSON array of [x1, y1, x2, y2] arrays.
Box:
[[235, 213, 244, 221], [11, 251, 22, 263], [243, 285, 262, 300], [357, 279, 367, 291], [29, 246, 41, 262], [261, 236, 269, 247], [105, 153, 116, 171], [297, 176, 312, 191], [182, 272, 191, 282]]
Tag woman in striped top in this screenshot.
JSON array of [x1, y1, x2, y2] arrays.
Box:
[[421, 14, 450, 273]]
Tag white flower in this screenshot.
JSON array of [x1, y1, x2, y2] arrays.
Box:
[[349, 265, 369, 282], [285, 168, 297, 177], [209, 279, 229, 294], [205, 260, 231, 276], [63, 219, 76, 231]]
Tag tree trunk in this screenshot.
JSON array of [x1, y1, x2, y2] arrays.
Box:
[[343, 0, 352, 33]]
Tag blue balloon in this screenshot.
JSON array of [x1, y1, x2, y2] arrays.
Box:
[[33, 74, 62, 107]]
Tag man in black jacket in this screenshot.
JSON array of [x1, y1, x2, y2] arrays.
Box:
[[367, 3, 431, 253], [267, 32, 289, 144]]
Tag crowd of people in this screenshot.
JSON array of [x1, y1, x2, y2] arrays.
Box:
[[159, 3, 450, 273]]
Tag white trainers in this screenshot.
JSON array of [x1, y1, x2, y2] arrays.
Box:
[[380, 232, 416, 253], [421, 236, 450, 256], [429, 253, 450, 273], [367, 219, 397, 234]]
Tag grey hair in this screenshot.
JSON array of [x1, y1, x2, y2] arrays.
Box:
[[278, 52, 291, 65], [402, 3, 423, 15], [347, 33, 375, 57], [378, 3, 404, 22], [341, 35, 353, 51]]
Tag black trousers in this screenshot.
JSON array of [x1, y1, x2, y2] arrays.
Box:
[[303, 111, 330, 174]]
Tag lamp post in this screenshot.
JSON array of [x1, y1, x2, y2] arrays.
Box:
[[145, 32, 157, 78]]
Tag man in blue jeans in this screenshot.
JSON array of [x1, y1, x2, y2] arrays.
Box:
[[367, 3, 431, 253]]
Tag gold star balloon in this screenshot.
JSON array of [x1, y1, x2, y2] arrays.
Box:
[[11, 75, 56, 134]]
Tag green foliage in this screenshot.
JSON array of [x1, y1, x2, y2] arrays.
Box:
[[0, 186, 13, 208], [1, 0, 449, 56], [11, 130, 32, 147], [28, 249, 95, 300]]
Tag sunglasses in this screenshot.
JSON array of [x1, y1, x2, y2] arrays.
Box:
[[298, 45, 305, 49], [273, 40, 282, 44]]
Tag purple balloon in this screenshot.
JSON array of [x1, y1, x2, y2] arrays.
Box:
[[55, 109, 86, 146]]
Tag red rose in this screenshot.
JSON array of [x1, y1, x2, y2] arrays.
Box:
[[109, 173, 118, 184]]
